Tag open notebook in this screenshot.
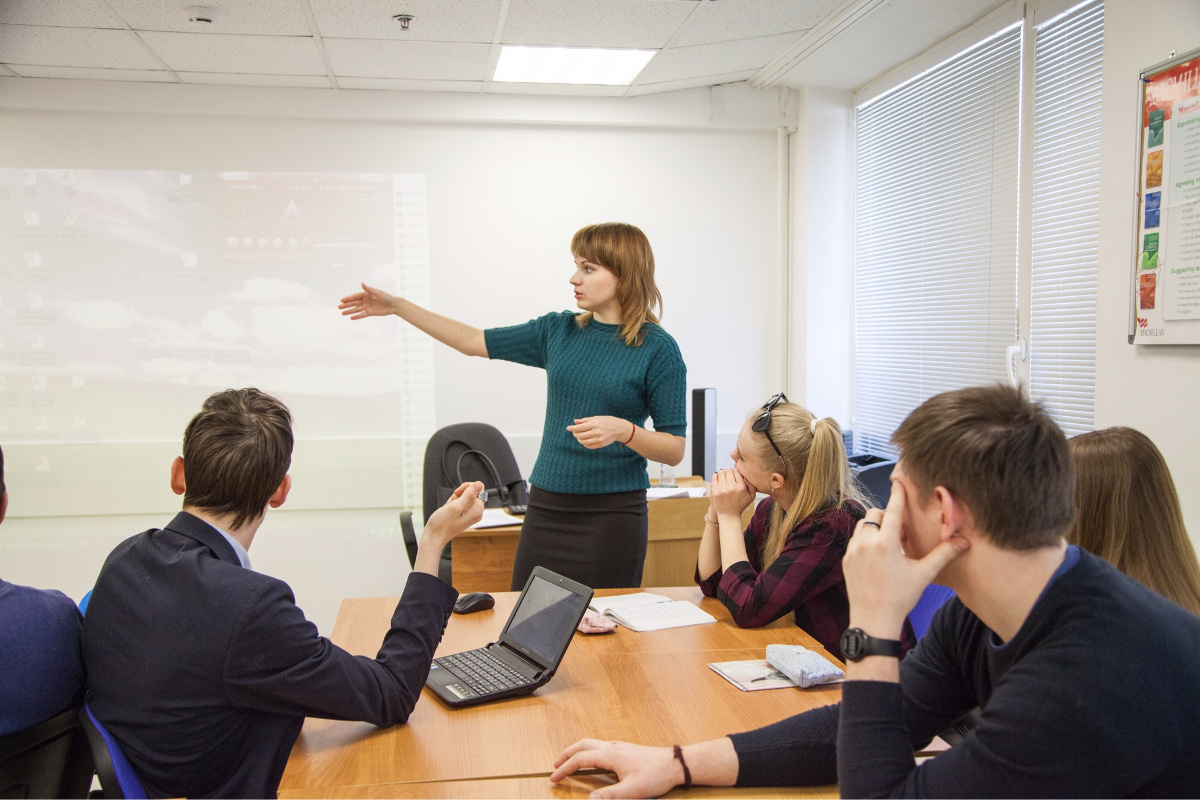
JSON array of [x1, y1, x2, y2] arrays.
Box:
[[587, 592, 716, 632]]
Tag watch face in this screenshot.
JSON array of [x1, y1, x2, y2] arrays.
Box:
[[841, 628, 865, 661]]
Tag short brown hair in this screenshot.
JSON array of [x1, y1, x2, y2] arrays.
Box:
[[892, 384, 1075, 550], [1068, 428, 1200, 615], [571, 222, 662, 347], [181, 388, 293, 529]]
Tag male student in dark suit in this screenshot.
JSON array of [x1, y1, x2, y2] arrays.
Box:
[[551, 384, 1200, 798], [0, 443, 87, 736], [83, 388, 484, 799]]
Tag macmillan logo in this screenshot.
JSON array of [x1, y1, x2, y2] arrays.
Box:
[[1137, 317, 1166, 336]]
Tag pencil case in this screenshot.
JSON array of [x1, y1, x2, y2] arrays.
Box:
[[765, 644, 845, 688]]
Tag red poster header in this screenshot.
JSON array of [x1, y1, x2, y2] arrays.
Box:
[[1145, 56, 1200, 125]]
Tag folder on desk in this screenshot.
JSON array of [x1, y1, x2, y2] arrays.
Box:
[[426, 567, 592, 707]]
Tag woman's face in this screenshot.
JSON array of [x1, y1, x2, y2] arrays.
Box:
[[570, 254, 619, 316], [731, 420, 783, 496]]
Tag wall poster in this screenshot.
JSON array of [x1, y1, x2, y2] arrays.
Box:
[[1131, 46, 1200, 344]]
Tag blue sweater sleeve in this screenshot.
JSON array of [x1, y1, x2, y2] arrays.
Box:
[[484, 313, 556, 369], [644, 330, 687, 436]]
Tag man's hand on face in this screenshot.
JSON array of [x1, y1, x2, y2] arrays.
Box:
[[844, 481, 968, 640]]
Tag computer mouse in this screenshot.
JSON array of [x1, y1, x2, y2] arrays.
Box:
[[453, 592, 495, 615]]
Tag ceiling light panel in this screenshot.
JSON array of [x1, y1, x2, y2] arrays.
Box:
[[500, 0, 689, 49], [493, 45, 656, 85]]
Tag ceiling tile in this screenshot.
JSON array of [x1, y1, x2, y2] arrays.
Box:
[[179, 72, 332, 87], [0, 25, 161, 69], [137, 31, 326, 74], [310, 0, 502, 43], [6, 64, 176, 81], [325, 38, 490, 80], [104, 0, 311, 36], [338, 77, 483, 92], [0, 0, 117, 28], [631, 69, 756, 95], [500, 0, 692, 48], [672, 0, 843, 47], [484, 81, 627, 97], [637, 31, 797, 84]]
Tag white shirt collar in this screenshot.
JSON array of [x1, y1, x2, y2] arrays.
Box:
[[205, 520, 252, 570]]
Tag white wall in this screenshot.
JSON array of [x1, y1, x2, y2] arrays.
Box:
[[1093, 0, 1200, 550], [0, 79, 790, 519]]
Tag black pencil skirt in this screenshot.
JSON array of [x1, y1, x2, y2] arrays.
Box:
[[509, 486, 649, 591]]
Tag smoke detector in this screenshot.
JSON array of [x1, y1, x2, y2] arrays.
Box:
[[186, 6, 218, 25]]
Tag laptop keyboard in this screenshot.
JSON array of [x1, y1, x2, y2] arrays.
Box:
[[438, 648, 534, 695]]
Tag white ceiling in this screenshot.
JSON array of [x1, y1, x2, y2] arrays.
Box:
[[0, 0, 1009, 97]]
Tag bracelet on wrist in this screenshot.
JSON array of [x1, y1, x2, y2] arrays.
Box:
[[672, 744, 692, 789], [704, 514, 718, 527], [623, 421, 637, 445]]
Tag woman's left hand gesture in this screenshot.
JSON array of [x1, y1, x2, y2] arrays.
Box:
[[567, 416, 633, 450], [710, 467, 755, 518]]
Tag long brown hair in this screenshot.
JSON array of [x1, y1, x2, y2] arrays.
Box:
[[571, 222, 662, 346], [741, 402, 867, 569], [1068, 427, 1200, 616]]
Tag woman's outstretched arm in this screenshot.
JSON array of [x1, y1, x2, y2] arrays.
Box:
[[340, 283, 488, 358]]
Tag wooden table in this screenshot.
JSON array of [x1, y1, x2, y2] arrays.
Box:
[[452, 478, 749, 592], [279, 588, 841, 799]]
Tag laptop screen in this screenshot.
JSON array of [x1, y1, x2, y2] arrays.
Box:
[[501, 574, 589, 667]]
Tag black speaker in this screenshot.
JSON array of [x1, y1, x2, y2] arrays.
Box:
[[691, 388, 716, 478]]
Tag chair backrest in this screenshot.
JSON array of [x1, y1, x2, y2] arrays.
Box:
[[848, 456, 896, 509], [79, 702, 146, 800], [909, 583, 957, 640], [422, 423, 527, 525], [0, 706, 94, 799]]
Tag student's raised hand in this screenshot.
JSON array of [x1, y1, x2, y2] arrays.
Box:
[[568, 416, 633, 450], [709, 467, 755, 518], [844, 481, 968, 639], [551, 739, 683, 800], [339, 283, 399, 320]]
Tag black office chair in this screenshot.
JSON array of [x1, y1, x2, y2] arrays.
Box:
[[848, 454, 895, 508], [0, 706, 94, 799], [400, 423, 527, 584]]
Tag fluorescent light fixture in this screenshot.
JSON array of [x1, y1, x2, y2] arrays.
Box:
[[493, 45, 656, 85]]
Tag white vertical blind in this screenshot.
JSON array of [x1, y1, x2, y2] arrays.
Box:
[[853, 27, 1022, 457], [1030, 1, 1104, 436]]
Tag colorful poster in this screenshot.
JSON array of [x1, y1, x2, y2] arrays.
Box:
[[1145, 191, 1161, 228], [1143, 232, 1159, 269], [1146, 150, 1163, 188], [1148, 109, 1165, 147], [1163, 95, 1200, 320]]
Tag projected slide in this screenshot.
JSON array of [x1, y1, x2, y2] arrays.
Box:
[[0, 170, 435, 455]]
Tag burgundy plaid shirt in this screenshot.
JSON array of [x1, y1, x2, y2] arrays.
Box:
[[696, 498, 916, 660]]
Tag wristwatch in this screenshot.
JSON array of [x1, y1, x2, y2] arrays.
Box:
[[840, 627, 903, 661]]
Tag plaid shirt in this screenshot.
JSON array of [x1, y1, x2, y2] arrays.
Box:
[[697, 498, 916, 660]]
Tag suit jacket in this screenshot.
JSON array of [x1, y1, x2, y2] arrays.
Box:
[[0, 580, 85, 735], [82, 512, 457, 799]]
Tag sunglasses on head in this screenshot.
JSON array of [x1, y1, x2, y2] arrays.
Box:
[[752, 392, 788, 463]]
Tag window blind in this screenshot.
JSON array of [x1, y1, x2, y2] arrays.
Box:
[[853, 27, 1022, 457], [1029, 1, 1104, 436]]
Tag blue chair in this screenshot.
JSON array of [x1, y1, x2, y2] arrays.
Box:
[[909, 584, 956, 639], [79, 701, 146, 800], [79, 590, 92, 615]]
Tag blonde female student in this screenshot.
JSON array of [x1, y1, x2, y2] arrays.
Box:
[[340, 222, 686, 590], [1069, 427, 1200, 616], [697, 394, 916, 659]]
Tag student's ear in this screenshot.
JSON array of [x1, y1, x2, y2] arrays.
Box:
[[169, 456, 186, 496], [268, 474, 291, 509], [933, 485, 973, 547], [0, 491, 8, 525], [769, 471, 786, 492]]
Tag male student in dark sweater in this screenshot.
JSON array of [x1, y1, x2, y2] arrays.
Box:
[[551, 384, 1200, 798], [83, 388, 484, 799]]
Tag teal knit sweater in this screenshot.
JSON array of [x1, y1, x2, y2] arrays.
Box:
[[485, 311, 687, 494]]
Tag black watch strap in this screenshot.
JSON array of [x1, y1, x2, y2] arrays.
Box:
[[840, 627, 903, 661]]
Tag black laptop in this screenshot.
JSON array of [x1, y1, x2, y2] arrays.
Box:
[[425, 567, 593, 707]]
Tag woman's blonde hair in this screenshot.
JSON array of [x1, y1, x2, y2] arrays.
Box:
[[1068, 427, 1200, 616], [741, 401, 868, 569], [571, 222, 662, 347]]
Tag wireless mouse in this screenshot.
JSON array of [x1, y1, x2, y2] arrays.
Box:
[[453, 591, 495, 615]]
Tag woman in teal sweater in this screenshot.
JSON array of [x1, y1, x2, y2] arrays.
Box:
[[340, 223, 687, 589]]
